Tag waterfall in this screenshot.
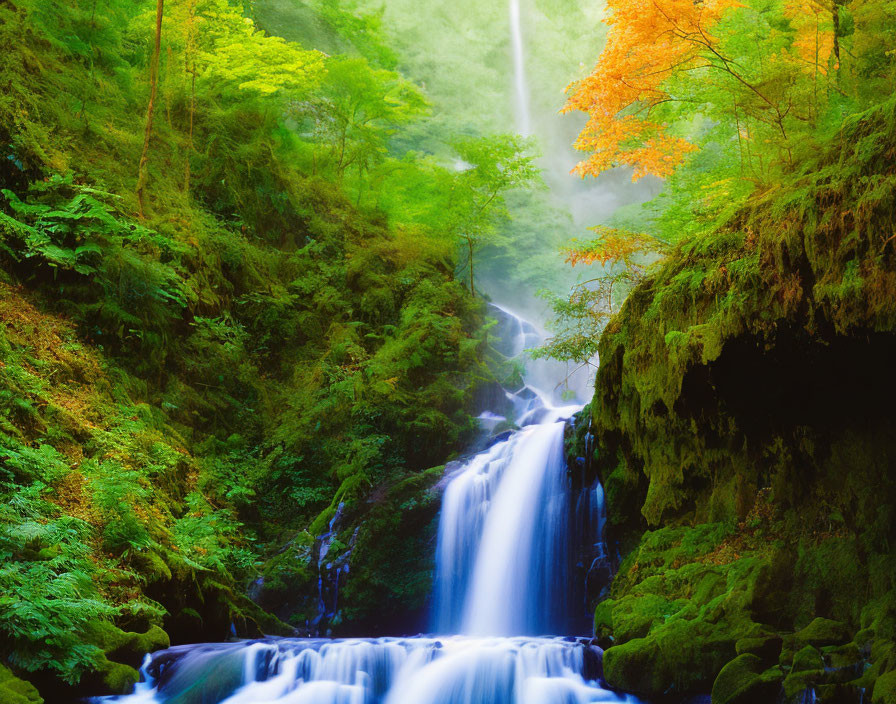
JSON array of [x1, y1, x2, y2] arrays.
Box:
[[100, 636, 640, 704], [434, 420, 577, 636], [509, 0, 532, 136], [433, 304, 604, 637], [94, 305, 635, 704]]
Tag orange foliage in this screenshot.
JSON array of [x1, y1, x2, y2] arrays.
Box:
[[785, 0, 836, 75], [564, 226, 666, 268], [563, 0, 735, 180]]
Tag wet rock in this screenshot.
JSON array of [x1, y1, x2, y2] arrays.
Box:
[[602, 618, 737, 697], [582, 644, 604, 681], [783, 645, 825, 699], [711, 654, 782, 704], [797, 618, 852, 649]]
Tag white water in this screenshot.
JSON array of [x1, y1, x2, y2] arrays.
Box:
[[102, 636, 640, 704], [509, 0, 532, 136]]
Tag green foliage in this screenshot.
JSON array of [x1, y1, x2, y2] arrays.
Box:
[[0, 507, 114, 682], [0, 0, 504, 692]]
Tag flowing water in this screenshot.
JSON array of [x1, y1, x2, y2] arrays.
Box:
[[93, 303, 639, 704], [90, 6, 646, 701], [509, 0, 532, 137]]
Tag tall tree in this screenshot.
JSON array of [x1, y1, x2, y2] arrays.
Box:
[[136, 0, 164, 218], [448, 135, 540, 297]]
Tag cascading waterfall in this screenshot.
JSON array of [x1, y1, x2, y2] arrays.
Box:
[[80, 2, 659, 701], [509, 0, 532, 136], [433, 303, 605, 638], [433, 418, 575, 636], [94, 303, 637, 704], [106, 636, 634, 704]]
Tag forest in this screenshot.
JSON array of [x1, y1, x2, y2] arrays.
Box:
[[0, 0, 894, 702]]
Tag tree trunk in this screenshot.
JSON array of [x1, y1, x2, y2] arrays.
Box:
[[136, 0, 165, 218], [468, 237, 475, 298], [832, 0, 841, 75]]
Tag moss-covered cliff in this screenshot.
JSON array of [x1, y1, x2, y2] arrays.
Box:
[[589, 99, 896, 702]]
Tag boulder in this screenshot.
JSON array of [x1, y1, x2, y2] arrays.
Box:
[[797, 618, 852, 649], [711, 654, 783, 704], [0, 666, 42, 704], [735, 634, 783, 663]]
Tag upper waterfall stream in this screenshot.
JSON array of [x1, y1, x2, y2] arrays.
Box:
[[94, 304, 642, 704]]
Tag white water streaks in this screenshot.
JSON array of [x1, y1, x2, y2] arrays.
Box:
[[96, 637, 644, 704], [433, 418, 583, 636], [509, 0, 532, 136]]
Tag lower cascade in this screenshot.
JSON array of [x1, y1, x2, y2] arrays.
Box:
[[105, 636, 640, 704], [96, 307, 637, 704]]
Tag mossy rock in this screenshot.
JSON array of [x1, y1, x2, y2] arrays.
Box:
[[735, 634, 783, 662], [611, 593, 679, 641], [0, 665, 42, 704], [783, 646, 825, 699], [711, 654, 783, 704], [594, 599, 615, 638], [797, 618, 852, 648], [98, 660, 140, 695], [85, 621, 171, 668], [873, 670, 896, 704], [603, 617, 737, 696], [816, 683, 865, 703], [792, 645, 825, 673]]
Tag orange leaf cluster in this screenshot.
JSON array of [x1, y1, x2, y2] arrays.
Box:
[[564, 0, 735, 180], [785, 0, 836, 75], [564, 226, 665, 268]]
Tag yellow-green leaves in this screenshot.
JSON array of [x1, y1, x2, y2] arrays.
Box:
[[196, 1, 325, 97], [204, 31, 325, 97]]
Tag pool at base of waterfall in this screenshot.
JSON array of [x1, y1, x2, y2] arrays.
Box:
[[93, 635, 645, 704]]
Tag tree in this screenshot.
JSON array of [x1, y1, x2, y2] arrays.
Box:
[[536, 227, 667, 364], [447, 135, 540, 297], [562, 0, 846, 180], [294, 57, 427, 186], [135, 0, 165, 217]]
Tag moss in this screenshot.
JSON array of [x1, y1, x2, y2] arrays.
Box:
[[610, 593, 678, 641], [873, 670, 896, 704], [603, 616, 738, 696], [711, 654, 783, 704], [594, 599, 615, 639], [97, 660, 140, 695], [0, 666, 42, 704], [792, 645, 825, 672], [735, 634, 783, 662], [796, 618, 852, 648], [338, 465, 445, 634], [783, 646, 826, 699], [587, 100, 896, 702]]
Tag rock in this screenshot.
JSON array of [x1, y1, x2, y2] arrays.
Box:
[[816, 683, 864, 703], [783, 645, 825, 699], [797, 618, 852, 648], [582, 645, 603, 681], [711, 654, 783, 704], [602, 618, 737, 697], [98, 660, 140, 695], [735, 634, 783, 662], [874, 670, 896, 704], [593, 599, 615, 639], [0, 665, 42, 704], [792, 645, 825, 672]]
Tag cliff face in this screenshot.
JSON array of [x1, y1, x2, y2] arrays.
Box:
[[590, 99, 896, 701]]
